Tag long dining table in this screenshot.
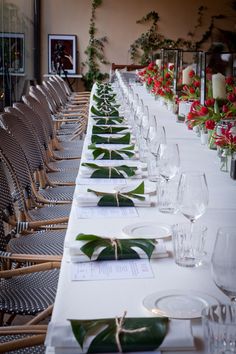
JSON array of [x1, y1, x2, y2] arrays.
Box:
[[45, 81, 236, 354]]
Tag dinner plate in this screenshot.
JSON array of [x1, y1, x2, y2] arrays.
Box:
[[143, 290, 219, 319], [122, 222, 171, 239]]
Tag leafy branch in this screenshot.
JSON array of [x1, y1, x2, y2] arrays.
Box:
[[82, 0, 109, 90]]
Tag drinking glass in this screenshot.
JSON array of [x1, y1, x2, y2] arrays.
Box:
[[157, 143, 180, 213], [177, 171, 209, 233], [158, 143, 180, 182], [211, 226, 236, 303]]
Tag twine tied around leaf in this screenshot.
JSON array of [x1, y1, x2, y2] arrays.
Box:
[[115, 192, 120, 207], [115, 311, 147, 353], [110, 238, 118, 260]]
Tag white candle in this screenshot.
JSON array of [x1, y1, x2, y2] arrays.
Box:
[[155, 59, 162, 68], [212, 73, 226, 99], [182, 65, 193, 85]]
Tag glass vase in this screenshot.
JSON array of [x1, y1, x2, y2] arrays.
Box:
[[220, 149, 232, 172]]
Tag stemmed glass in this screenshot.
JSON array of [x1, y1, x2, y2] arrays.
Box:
[[157, 143, 180, 213], [211, 226, 236, 303], [147, 120, 166, 182], [177, 171, 209, 233]]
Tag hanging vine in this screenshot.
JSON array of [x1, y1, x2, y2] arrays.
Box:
[[82, 0, 109, 91], [130, 11, 192, 65]]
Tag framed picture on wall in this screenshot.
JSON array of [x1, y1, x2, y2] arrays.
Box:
[[0, 32, 25, 73], [48, 34, 77, 74]]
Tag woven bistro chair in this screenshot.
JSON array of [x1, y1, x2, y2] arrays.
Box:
[[5, 105, 81, 172], [0, 160, 65, 267], [48, 76, 89, 107], [0, 261, 60, 326], [0, 128, 71, 227], [22, 95, 84, 159], [0, 112, 77, 193], [42, 79, 89, 134], [0, 305, 53, 353], [53, 74, 90, 100], [30, 85, 87, 141]]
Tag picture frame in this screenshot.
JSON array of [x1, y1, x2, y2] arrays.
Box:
[[0, 32, 25, 74], [48, 34, 77, 74]]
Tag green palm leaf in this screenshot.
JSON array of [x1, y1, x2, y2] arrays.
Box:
[[94, 117, 124, 125], [76, 233, 157, 260], [91, 133, 131, 144], [92, 126, 128, 134], [82, 163, 137, 178], [87, 144, 135, 160], [87, 181, 145, 206], [70, 316, 169, 353], [91, 105, 119, 117]]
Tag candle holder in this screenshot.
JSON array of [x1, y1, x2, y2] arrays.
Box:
[[200, 51, 236, 104], [161, 48, 179, 94]]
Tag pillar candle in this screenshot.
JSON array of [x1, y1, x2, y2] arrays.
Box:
[[182, 65, 193, 85], [155, 59, 162, 68], [212, 73, 226, 99]]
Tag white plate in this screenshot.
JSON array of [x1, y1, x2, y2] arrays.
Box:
[[143, 290, 219, 319], [122, 222, 171, 239]]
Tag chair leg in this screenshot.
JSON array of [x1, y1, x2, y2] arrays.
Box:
[[5, 314, 16, 326], [0, 312, 4, 326]]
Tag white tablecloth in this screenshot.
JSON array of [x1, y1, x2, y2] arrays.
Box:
[[45, 83, 236, 354]]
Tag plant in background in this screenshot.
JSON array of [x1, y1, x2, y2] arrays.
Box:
[[82, 0, 109, 91]]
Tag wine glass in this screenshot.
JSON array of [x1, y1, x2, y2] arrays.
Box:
[[158, 143, 180, 182], [211, 226, 236, 303], [157, 143, 180, 213], [147, 119, 166, 182], [177, 171, 209, 233]]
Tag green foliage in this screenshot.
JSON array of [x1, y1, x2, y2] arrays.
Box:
[[130, 11, 193, 64], [76, 233, 157, 260], [83, 0, 109, 91], [82, 162, 137, 178], [130, 4, 236, 64], [70, 316, 168, 353]]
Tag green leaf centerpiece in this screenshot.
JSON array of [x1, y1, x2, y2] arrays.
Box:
[[87, 181, 145, 206], [76, 233, 157, 261], [92, 126, 128, 135], [91, 133, 131, 145], [88, 144, 135, 160], [70, 312, 169, 353], [82, 162, 137, 179]]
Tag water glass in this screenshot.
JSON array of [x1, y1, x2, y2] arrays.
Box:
[[172, 223, 207, 267], [202, 304, 236, 353], [158, 177, 178, 213]]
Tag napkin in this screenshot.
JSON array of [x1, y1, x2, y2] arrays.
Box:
[[68, 237, 168, 262], [45, 319, 195, 353], [85, 145, 137, 160], [92, 125, 129, 135], [92, 117, 125, 125], [76, 192, 151, 207], [79, 163, 143, 178], [91, 133, 131, 145]]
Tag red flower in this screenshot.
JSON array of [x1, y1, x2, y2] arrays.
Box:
[[199, 106, 209, 115], [228, 93, 236, 103], [189, 87, 195, 94], [194, 80, 200, 88], [165, 73, 171, 79], [226, 76, 234, 85], [205, 98, 215, 107], [169, 65, 174, 71], [222, 105, 229, 113], [205, 119, 216, 130], [188, 70, 195, 78]]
